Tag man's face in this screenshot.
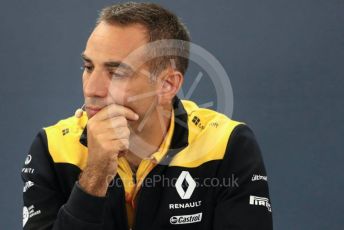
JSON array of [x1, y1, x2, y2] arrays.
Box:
[[81, 21, 161, 125]]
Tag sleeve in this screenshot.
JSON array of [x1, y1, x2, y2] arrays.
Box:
[[213, 124, 273, 230], [21, 130, 107, 230]]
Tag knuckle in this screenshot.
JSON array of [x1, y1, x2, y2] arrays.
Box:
[[125, 128, 130, 136], [124, 128, 130, 137], [109, 119, 116, 128], [115, 128, 123, 137], [120, 116, 128, 126], [119, 139, 129, 149]]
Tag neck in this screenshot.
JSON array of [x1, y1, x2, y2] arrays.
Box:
[[126, 103, 173, 167]]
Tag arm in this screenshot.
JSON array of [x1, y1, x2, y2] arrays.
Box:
[[213, 125, 273, 230], [21, 130, 106, 230]]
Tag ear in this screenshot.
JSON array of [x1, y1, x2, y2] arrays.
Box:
[[157, 69, 183, 105]]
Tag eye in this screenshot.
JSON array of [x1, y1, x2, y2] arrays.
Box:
[[81, 64, 94, 73], [110, 69, 127, 79]]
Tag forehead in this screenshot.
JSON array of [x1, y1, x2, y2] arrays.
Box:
[[84, 22, 149, 63]]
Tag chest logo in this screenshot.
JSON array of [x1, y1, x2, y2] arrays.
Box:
[[175, 171, 196, 199]]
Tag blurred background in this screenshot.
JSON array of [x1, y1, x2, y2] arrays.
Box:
[[1, 0, 343, 229]]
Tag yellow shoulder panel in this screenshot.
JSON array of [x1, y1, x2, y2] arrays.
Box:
[[43, 112, 88, 170], [169, 100, 243, 168]]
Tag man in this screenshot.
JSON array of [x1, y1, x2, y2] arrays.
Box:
[[22, 2, 273, 230]]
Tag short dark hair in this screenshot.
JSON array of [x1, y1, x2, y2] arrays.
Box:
[[96, 2, 191, 76]]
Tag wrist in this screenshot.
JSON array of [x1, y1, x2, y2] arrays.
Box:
[[78, 168, 109, 197]]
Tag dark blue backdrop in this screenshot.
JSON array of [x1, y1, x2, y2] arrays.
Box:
[[1, 0, 343, 229]]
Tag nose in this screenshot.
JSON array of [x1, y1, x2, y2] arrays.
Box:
[[83, 69, 109, 98]]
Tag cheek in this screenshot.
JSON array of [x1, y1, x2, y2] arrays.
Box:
[[107, 83, 127, 104], [128, 87, 159, 115]]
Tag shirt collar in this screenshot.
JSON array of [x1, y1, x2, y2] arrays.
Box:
[[149, 108, 175, 164]]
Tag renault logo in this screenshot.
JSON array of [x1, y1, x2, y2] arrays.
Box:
[[175, 171, 196, 199]]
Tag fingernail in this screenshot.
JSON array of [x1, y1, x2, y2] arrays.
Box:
[[135, 114, 139, 120]]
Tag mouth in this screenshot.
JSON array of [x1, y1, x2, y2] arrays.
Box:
[[85, 106, 102, 117]]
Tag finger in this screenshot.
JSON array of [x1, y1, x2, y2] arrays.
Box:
[[108, 116, 128, 129], [105, 127, 130, 140], [93, 103, 139, 122], [95, 116, 128, 131]]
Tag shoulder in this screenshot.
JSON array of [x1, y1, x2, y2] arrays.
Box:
[[42, 112, 88, 169], [169, 100, 246, 167], [181, 99, 243, 132]]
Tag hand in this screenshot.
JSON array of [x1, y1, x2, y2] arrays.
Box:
[[79, 103, 139, 197]]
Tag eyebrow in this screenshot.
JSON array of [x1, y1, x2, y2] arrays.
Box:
[[81, 53, 133, 71]]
